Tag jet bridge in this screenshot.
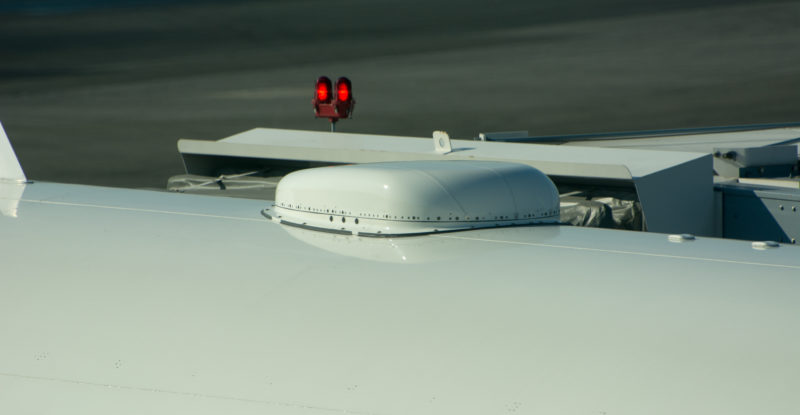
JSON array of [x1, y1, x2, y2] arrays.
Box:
[[482, 124, 800, 244], [173, 128, 714, 237]]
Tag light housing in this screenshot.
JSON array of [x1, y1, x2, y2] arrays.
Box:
[[312, 76, 355, 123]]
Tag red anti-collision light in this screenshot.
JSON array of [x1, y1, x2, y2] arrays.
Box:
[[312, 76, 354, 126], [336, 77, 352, 102], [317, 84, 329, 101], [316, 76, 332, 103]]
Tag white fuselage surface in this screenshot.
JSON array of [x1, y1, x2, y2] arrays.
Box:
[[1, 181, 799, 415]]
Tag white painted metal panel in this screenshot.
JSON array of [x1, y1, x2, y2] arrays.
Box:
[[1, 183, 799, 414]]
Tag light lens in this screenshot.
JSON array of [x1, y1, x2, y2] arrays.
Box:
[[337, 82, 349, 101], [317, 84, 329, 101], [315, 77, 332, 102], [336, 77, 351, 102]]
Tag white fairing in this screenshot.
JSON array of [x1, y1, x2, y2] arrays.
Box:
[[268, 161, 560, 236], [2, 181, 800, 414]]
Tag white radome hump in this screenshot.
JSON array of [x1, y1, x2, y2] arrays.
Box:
[[264, 160, 560, 236]]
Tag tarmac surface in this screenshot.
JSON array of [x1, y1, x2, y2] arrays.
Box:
[[1, 0, 799, 188]]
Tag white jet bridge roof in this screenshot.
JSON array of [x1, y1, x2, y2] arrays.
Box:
[[557, 126, 800, 155], [179, 128, 709, 180]]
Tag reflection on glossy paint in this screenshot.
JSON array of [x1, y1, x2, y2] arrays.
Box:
[[282, 225, 478, 264], [281, 222, 561, 264], [0, 182, 26, 218]]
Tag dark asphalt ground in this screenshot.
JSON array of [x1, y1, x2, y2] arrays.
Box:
[[1, 0, 799, 188]]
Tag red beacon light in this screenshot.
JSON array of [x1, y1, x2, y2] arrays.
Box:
[[312, 76, 355, 132], [336, 77, 351, 102], [315, 76, 332, 103]]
